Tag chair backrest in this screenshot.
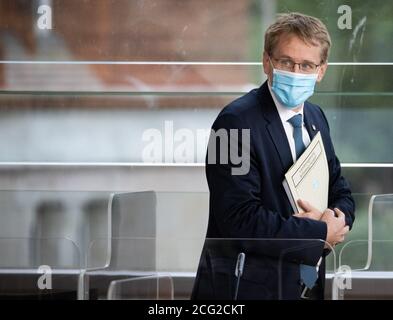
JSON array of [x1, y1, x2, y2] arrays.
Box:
[[100, 191, 157, 271], [365, 194, 393, 269], [338, 193, 393, 271]]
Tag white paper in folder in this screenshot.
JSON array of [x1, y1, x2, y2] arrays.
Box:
[[283, 131, 329, 213]]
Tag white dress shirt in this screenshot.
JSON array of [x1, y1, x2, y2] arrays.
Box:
[[268, 82, 311, 163]]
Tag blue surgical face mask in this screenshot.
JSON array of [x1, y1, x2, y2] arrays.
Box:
[[270, 65, 318, 109]]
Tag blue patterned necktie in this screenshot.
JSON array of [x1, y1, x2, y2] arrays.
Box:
[[287, 114, 305, 159], [287, 114, 318, 290]]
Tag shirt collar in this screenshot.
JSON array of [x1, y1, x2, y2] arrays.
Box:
[[267, 81, 305, 123]]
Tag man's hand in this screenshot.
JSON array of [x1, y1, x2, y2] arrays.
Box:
[[321, 208, 349, 248], [293, 199, 323, 220], [294, 201, 350, 248]]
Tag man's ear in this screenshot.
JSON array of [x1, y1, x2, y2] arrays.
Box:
[[262, 51, 271, 76], [317, 62, 328, 82]]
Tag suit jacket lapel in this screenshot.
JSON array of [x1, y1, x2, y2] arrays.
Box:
[[257, 82, 293, 172]]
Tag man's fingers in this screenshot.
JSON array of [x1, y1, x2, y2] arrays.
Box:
[[334, 208, 345, 220], [297, 199, 308, 211], [336, 226, 350, 245], [341, 226, 350, 235], [297, 199, 316, 212], [294, 212, 317, 220], [294, 212, 307, 218], [322, 209, 335, 218]]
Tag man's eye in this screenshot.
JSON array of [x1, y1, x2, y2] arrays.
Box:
[[301, 63, 313, 70], [281, 60, 293, 67]]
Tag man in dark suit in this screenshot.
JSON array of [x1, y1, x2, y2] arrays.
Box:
[[192, 12, 355, 300]]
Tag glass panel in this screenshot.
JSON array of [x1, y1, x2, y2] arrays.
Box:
[[0, 1, 392, 164], [0, 92, 392, 163], [85, 237, 333, 300], [0, 189, 382, 300], [3, 64, 393, 93], [107, 274, 174, 300], [334, 194, 393, 271], [85, 238, 161, 300], [0, 190, 113, 268], [369, 195, 393, 241], [326, 194, 393, 272], [334, 194, 393, 299], [336, 240, 393, 300], [0, 237, 81, 299], [0, 1, 392, 62], [198, 238, 334, 300], [1, 0, 393, 300]]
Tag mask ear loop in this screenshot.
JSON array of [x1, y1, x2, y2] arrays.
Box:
[[314, 64, 322, 81], [268, 56, 276, 85], [268, 56, 276, 70]]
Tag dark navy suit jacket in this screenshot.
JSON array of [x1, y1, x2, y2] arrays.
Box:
[[192, 81, 355, 300]]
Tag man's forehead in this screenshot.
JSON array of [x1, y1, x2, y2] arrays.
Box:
[[274, 33, 322, 62]]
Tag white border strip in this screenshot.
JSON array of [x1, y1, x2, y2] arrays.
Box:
[[1, 61, 393, 66], [0, 162, 390, 168], [0, 162, 204, 167], [0, 269, 196, 277], [1, 268, 393, 279], [341, 163, 393, 168]]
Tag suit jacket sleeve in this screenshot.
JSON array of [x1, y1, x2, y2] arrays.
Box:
[[319, 107, 356, 229], [206, 112, 327, 266]]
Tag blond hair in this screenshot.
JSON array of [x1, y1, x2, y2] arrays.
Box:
[[264, 12, 331, 63]]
